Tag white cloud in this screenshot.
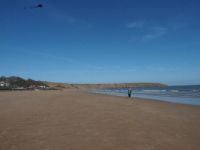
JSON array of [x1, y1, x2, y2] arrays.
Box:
[[126, 20, 168, 42], [142, 27, 167, 40], [126, 21, 144, 29]]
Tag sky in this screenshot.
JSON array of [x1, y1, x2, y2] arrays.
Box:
[[0, 0, 200, 85]]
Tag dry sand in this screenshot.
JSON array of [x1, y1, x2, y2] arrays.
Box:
[[0, 90, 200, 150]]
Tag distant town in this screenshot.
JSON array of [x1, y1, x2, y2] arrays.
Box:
[[0, 76, 50, 91]]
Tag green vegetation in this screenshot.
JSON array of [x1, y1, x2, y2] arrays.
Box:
[[0, 76, 48, 90], [72, 83, 167, 89], [1, 76, 167, 90], [45, 82, 167, 89]]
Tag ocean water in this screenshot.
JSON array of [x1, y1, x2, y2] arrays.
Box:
[[91, 85, 200, 106]]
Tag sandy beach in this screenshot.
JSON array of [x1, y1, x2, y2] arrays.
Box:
[[0, 90, 200, 150]]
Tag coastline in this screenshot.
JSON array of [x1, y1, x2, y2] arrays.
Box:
[[89, 86, 200, 106], [88, 91, 200, 107], [0, 90, 200, 150]]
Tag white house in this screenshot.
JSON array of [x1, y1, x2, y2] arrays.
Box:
[[0, 81, 5, 87], [0, 81, 9, 87]]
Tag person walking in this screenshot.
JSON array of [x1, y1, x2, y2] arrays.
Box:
[[128, 88, 132, 98]]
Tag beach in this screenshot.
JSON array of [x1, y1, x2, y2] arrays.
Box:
[[0, 90, 200, 150]]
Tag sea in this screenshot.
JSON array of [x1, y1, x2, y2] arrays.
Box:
[[91, 85, 200, 106]]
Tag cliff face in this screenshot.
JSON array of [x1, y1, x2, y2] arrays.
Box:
[[46, 82, 167, 89]]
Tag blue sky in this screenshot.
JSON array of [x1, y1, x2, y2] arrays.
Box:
[[0, 0, 200, 85]]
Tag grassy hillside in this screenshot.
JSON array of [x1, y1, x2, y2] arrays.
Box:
[[1, 76, 167, 90], [45, 82, 167, 89], [0, 76, 48, 89]]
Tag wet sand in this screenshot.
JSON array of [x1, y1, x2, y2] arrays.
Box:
[[0, 90, 200, 150]]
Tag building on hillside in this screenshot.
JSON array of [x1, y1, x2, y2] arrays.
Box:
[[38, 85, 47, 89], [0, 81, 9, 87]]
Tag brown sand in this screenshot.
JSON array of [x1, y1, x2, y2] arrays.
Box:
[[0, 90, 200, 150]]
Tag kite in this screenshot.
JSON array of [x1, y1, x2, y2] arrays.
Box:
[[31, 4, 43, 8], [25, 4, 44, 9]]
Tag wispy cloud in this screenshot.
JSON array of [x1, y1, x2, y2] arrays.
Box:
[[142, 27, 167, 40], [125, 21, 144, 29], [128, 26, 167, 42], [146, 65, 176, 72], [126, 21, 168, 41]]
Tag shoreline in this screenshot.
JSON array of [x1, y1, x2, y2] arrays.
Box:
[[85, 90, 200, 108], [88, 88, 200, 106]]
